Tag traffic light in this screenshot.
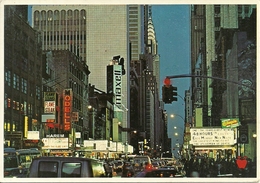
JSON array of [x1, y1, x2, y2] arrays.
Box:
[[162, 85, 178, 103], [171, 85, 178, 101]]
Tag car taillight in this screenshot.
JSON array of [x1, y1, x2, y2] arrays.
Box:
[[145, 164, 153, 170]]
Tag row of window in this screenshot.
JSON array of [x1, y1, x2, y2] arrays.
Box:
[[34, 9, 86, 21], [34, 19, 87, 26], [4, 121, 19, 132], [5, 70, 41, 100], [43, 34, 87, 41], [5, 96, 34, 115]]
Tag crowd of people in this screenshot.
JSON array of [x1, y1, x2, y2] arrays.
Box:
[[181, 155, 257, 177]]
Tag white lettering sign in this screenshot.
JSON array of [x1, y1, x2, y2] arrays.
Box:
[[113, 65, 122, 108], [42, 138, 68, 149], [190, 128, 234, 146]]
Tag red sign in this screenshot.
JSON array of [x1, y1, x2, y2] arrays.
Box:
[[236, 156, 248, 169], [63, 89, 73, 131]]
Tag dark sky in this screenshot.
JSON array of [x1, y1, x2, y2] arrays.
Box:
[[152, 5, 191, 156]]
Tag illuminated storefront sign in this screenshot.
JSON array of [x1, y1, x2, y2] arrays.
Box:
[[190, 128, 235, 146], [63, 89, 73, 131]]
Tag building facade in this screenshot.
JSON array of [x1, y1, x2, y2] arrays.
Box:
[[190, 5, 256, 160], [4, 6, 43, 149]]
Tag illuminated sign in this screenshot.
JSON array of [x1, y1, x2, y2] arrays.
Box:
[[44, 92, 56, 114], [44, 101, 56, 113], [63, 89, 73, 131], [41, 114, 55, 122], [44, 92, 56, 101], [71, 112, 79, 122], [113, 65, 122, 111], [221, 118, 240, 128], [42, 138, 69, 149], [114, 66, 122, 105], [27, 131, 40, 140], [190, 128, 235, 146]]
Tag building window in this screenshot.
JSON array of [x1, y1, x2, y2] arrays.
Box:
[[244, 5, 249, 14], [21, 78, 27, 94], [13, 73, 17, 89], [5, 70, 11, 86], [36, 86, 41, 100], [4, 93, 8, 109], [214, 5, 220, 14]]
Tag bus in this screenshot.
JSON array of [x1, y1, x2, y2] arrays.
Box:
[[4, 148, 41, 177]]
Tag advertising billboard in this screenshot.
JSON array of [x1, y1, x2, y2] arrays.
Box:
[[42, 137, 69, 149], [190, 128, 235, 146]]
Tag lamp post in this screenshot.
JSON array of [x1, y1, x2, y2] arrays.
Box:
[[252, 132, 257, 162], [169, 114, 185, 158], [88, 105, 96, 140], [170, 114, 185, 131], [170, 114, 185, 123]]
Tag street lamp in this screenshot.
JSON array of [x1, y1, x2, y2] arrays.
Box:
[[170, 114, 185, 122], [88, 105, 96, 140], [253, 132, 257, 161]]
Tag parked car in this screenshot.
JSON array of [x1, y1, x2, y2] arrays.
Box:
[[121, 161, 135, 177], [134, 168, 179, 177], [27, 157, 107, 178], [4, 148, 41, 178]]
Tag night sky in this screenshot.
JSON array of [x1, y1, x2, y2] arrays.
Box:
[[152, 5, 191, 156]]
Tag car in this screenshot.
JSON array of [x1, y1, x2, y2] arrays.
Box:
[[132, 155, 152, 172], [27, 156, 107, 178], [4, 148, 41, 178], [152, 161, 161, 169], [121, 161, 135, 177], [134, 168, 180, 177]]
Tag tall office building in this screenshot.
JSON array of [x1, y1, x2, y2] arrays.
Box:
[[190, 5, 256, 127], [32, 5, 146, 143]]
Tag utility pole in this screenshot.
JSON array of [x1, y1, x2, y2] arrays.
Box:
[[165, 74, 255, 91]]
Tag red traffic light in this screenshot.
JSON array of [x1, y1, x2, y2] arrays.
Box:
[[163, 77, 171, 86]]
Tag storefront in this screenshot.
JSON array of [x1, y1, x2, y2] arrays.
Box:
[[190, 127, 237, 160]]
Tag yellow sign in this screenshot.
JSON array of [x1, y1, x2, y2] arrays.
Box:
[[221, 118, 240, 128]]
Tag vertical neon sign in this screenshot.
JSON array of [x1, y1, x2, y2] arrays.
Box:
[[63, 89, 73, 131]]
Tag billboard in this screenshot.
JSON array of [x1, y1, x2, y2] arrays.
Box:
[[42, 137, 69, 149], [107, 65, 122, 111], [190, 128, 235, 146]]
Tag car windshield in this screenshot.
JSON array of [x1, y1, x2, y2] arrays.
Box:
[[4, 155, 18, 168]]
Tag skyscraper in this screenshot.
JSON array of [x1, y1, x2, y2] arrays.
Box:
[[32, 5, 146, 143]]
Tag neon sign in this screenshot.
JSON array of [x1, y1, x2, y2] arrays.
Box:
[[63, 89, 73, 131]]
